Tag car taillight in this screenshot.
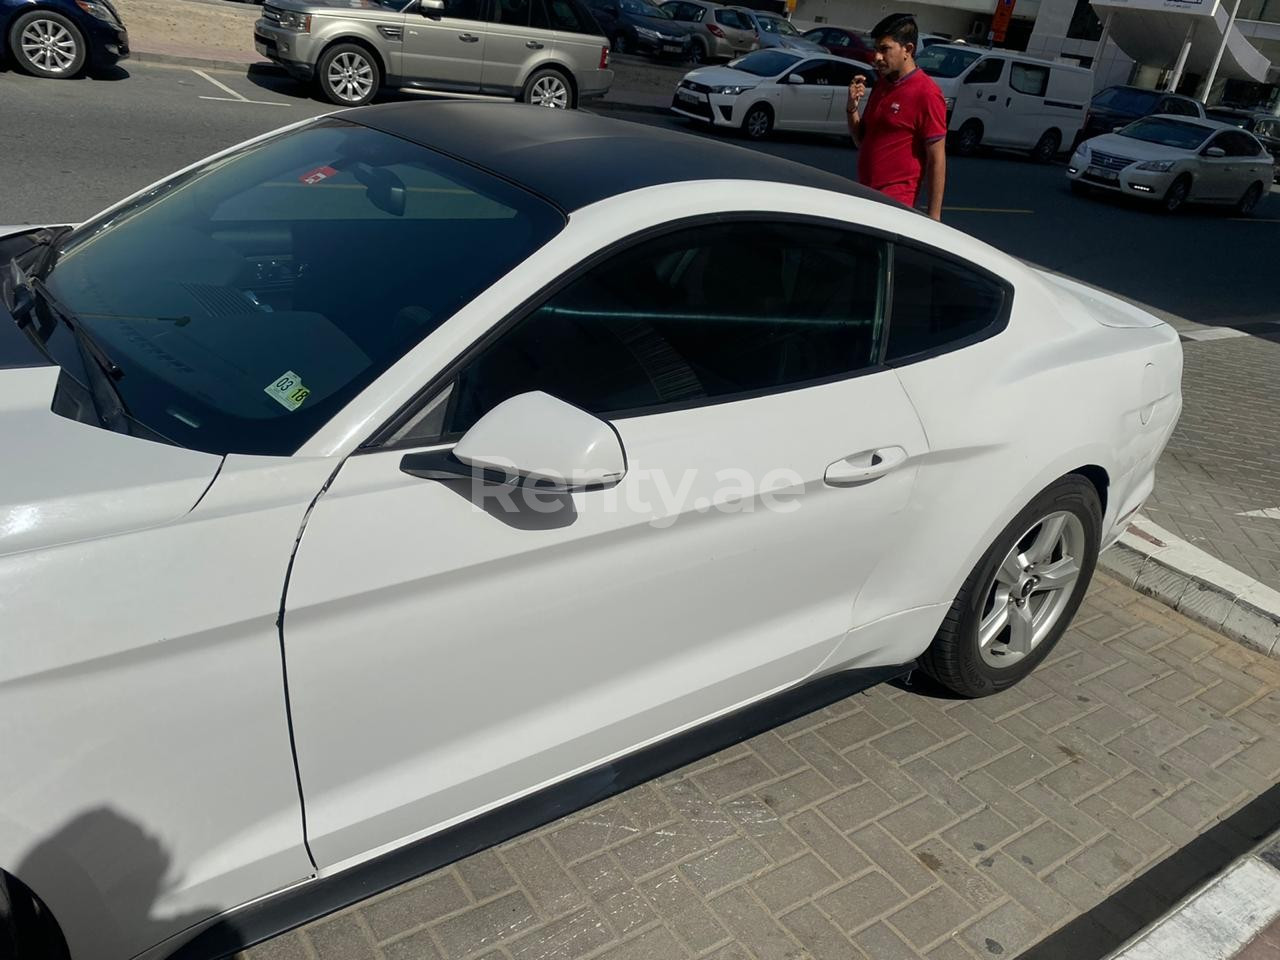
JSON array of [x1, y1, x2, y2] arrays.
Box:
[[708, 23, 725, 37], [600, 45, 609, 68]]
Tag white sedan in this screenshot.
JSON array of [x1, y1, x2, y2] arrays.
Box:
[[0, 103, 1181, 959], [671, 48, 870, 139], [1067, 114, 1272, 215]]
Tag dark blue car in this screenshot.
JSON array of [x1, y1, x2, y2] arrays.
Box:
[[2, 0, 128, 78]]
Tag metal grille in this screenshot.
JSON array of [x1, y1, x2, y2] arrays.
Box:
[[671, 92, 712, 119], [262, 4, 284, 24], [680, 80, 712, 94], [1089, 150, 1136, 171]]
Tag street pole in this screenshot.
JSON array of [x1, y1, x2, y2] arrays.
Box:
[[1167, 20, 1196, 92], [1200, 0, 1243, 103]]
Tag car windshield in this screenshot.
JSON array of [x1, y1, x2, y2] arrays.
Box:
[[758, 15, 799, 35], [1207, 110, 1250, 128], [1117, 116, 1213, 149], [728, 49, 801, 75], [41, 118, 565, 457], [917, 45, 981, 78], [1092, 87, 1160, 114], [623, 0, 672, 16]]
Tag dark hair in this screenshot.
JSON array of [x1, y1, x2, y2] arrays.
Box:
[[870, 12, 919, 50]]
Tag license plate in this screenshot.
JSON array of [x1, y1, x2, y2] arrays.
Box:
[[662, 43, 682, 52], [1086, 165, 1118, 182], [677, 88, 704, 103]]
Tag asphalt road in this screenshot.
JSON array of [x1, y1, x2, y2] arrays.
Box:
[[3, 59, 1277, 329]]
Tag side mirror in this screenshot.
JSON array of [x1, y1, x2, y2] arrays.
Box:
[[420, 0, 444, 12], [400, 392, 627, 493], [787, 72, 805, 84], [1204, 146, 1226, 158]]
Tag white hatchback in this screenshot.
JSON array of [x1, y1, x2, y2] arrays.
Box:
[[672, 48, 869, 139]]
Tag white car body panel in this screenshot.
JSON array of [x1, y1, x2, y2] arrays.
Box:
[[671, 56, 857, 135], [0, 141, 1182, 958]]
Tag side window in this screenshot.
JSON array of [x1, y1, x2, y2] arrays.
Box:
[[1226, 132, 1261, 156], [663, 2, 688, 19], [791, 60, 836, 85], [435, 221, 888, 438], [826, 60, 859, 87], [493, 0, 531, 26], [829, 30, 852, 47], [1204, 133, 1229, 155], [443, 0, 487, 20], [716, 8, 744, 27], [1009, 62, 1049, 97], [885, 245, 1007, 362], [533, 0, 592, 31], [1161, 97, 1199, 117], [964, 58, 1005, 85]]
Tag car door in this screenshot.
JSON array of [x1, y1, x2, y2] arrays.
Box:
[[1002, 61, 1048, 147], [1196, 131, 1235, 201], [1223, 130, 1271, 199], [281, 217, 929, 869], [957, 56, 1004, 136], [401, 0, 490, 90], [822, 58, 860, 131], [778, 58, 837, 131], [482, 0, 557, 93]]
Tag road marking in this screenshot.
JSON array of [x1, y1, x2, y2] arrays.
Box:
[[1239, 507, 1280, 520], [943, 206, 1035, 214], [193, 68, 290, 107]]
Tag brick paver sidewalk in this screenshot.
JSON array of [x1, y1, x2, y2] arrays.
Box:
[[1144, 332, 1280, 593], [243, 575, 1280, 960]]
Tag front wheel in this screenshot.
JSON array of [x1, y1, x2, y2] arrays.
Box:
[[741, 103, 773, 140], [952, 119, 982, 157], [1031, 129, 1061, 164], [1160, 175, 1191, 215], [317, 43, 380, 106], [9, 11, 86, 79], [919, 475, 1101, 697]]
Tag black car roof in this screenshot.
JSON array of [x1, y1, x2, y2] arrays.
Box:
[[340, 101, 894, 213]]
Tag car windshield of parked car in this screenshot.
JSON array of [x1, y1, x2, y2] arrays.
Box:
[[1117, 117, 1213, 150], [917, 45, 981, 78], [40, 118, 565, 457], [1092, 86, 1159, 114], [759, 15, 799, 35], [728, 49, 800, 75], [623, 0, 672, 17]]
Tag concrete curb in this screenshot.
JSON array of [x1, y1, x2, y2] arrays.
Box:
[[1099, 514, 1280, 659]]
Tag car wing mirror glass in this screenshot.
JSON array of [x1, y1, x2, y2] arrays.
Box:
[[787, 72, 805, 84]]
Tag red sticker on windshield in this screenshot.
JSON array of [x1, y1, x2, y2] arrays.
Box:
[[299, 165, 338, 185]]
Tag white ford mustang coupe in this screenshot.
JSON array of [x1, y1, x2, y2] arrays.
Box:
[[0, 102, 1181, 959]]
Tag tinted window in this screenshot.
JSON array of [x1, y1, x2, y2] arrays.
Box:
[[886, 246, 1006, 362], [534, 0, 593, 28], [439, 221, 887, 436], [442, 0, 487, 19], [493, 0, 530, 25], [40, 119, 563, 457], [1207, 109, 1250, 127], [918, 45, 981, 78], [1161, 97, 1201, 117], [729, 49, 802, 75], [964, 57, 1004, 85], [716, 8, 747, 27], [825, 60, 860, 86], [790, 59, 839, 84], [1222, 131, 1261, 156], [1092, 86, 1159, 114], [1119, 116, 1213, 149], [1010, 62, 1048, 97]]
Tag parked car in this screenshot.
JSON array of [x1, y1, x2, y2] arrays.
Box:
[[672, 48, 869, 138], [0, 100, 1181, 960], [254, 0, 613, 107], [2, 0, 128, 78], [919, 31, 957, 48], [1072, 84, 1205, 151], [659, 0, 756, 62], [733, 7, 823, 52], [585, 0, 693, 58], [801, 25, 875, 64], [1205, 107, 1280, 181], [1067, 114, 1271, 215], [919, 46, 1092, 162]]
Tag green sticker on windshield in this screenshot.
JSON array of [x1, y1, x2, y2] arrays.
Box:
[[265, 371, 310, 412]]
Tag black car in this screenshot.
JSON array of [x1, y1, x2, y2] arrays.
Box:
[[1071, 85, 1205, 151], [586, 0, 693, 60], [1207, 107, 1280, 182], [2, 0, 127, 77]]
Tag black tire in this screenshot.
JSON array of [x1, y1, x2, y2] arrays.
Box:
[[690, 38, 708, 63], [612, 32, 630, 54], [522, 66, 573, 108], [1160, 174, 1191, 215], [1031, 129, 1061, 164], [316, 42, 381, 106], [918, 475, 1102, 698], [741, 102, 773, 140], [0, 872, 69, 960], [8, 11, 86, 79], [952, 119, 982, 157], [1235, 181, 1264, 217]]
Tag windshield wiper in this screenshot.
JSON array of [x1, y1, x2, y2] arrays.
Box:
[[30, 224, 74, 280]]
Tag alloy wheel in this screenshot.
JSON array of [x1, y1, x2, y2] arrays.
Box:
[[328, 52, 374, 103], [21, 19, 78, 74], [530, 74, 569, 108]]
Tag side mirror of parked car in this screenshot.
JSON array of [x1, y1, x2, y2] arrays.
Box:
[[420, 0, 445, 12], [787, 73, 805, 84], [1204, 146, 1227, 158], [399, 391, 628, 493]]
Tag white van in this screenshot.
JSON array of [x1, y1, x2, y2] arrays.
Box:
[[918, 45, 1092, 162]]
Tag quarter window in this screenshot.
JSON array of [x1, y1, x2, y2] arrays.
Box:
[[885, 245, 1006, 362], [1009, 62, 1049, 97], [964, 57, 1005, 85], [433, 221, 887, 438]]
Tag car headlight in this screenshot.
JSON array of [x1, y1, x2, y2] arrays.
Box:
[[74, 0, 119, 22], [1074, 142, 1090, 161], [1136, 160, 1174, 172], [636, 27, 662, 39], [713, 84, 755, 95], [277, 9, 312, 31]]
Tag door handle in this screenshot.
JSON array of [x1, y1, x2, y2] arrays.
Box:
[[459, 32, 480, 41], [1006, 97, 1011, 107], [526, 39, 544, 48], [824, 446, 908, 486], [987, 94, 996, 101]]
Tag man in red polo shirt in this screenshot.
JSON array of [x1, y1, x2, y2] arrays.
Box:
[[845, 13, 948, 219]]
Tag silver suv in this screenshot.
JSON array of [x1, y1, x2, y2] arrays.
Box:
[[255, 0, 614, 107]]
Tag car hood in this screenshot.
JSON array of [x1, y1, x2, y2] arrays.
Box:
[[1082, 134, 1195, 163], [0, 362, 223, 558], [633, 15, 692, 35], [684, 64, 765, 86]]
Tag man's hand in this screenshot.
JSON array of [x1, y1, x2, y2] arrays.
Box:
[[847, 75, 867, 109]]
